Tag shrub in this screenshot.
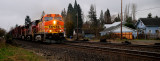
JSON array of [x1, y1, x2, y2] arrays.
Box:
[[122, 41, 132, 45], [100, 39, 106, 42], [0, 28, 6, 37]]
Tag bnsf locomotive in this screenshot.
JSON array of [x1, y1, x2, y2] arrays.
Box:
[[10, 14, 64, 43]]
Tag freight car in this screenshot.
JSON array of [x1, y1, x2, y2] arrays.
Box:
[[10, 14, 65, 43]]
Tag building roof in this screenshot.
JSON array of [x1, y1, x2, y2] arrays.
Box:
[[100, 25, 136, 33], [100, 21, 136, 33], [112, 25, 136, 33], [139, 18, 160, 27], [104, 22, 121, 28], [100, 22, 121, 33], [100, 25, 119, 33]]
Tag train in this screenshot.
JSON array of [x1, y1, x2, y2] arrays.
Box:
[[9, 14, 65, 43]]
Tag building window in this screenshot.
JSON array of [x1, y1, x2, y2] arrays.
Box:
[[156, 30, 159, 34], [149, 30, 152, 33]]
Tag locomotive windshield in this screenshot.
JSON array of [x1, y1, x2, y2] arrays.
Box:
[[44, 17, 53, 21], [54, 17, 62, 21]]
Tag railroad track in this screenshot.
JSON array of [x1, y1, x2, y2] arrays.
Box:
[[64, 42, 160, 59], [65, 41, 160, 53]]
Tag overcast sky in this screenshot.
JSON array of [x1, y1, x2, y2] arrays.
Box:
[[0, 0, 160, 31]]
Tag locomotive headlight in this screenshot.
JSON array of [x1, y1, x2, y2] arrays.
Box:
[[53, 20, 56, 25], [49, 30, 52, 32]]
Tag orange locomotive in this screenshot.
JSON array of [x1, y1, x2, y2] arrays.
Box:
[[33, 14, 64, 42], [10, 14, 65, 43]]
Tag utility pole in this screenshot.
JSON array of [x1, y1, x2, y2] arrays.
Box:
[[76, 13, 78, 40], [121, 0, 123, 40]]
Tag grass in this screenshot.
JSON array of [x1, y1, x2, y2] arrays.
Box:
[[0, 44, 46, 61], [87, 38, 160, 45]]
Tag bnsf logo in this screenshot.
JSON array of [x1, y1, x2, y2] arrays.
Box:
[[49, 26, 59, 28]]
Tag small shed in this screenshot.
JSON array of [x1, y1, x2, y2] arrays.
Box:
[[83, 30, 95, 39], [111, 26, 137, 39], [73, 28, 84, 38], [100, 22, 137, 39]]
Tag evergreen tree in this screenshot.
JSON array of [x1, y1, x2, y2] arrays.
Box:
[[74, 0, 78, 11], [88, 4, 99, 37], [125, 23, 135, 29], [67, 4, 74, 15], [15, 24, 18, 27], [61, 10, 64, 17], [65, 1, 84, 37], [41, 11, 45, 21], [65, 3, 74, 37], [117, 14, 121, 21], [99, 10, 104, 25], [73, 0, 78, 28], [88, 4, 97, 27], [98, 10, 105, 32], [114, 14, 121, 22], [66, 3, 74, 23], [72, 0, 77, 28], [104, 9, 112, 24], [114, 17, 118, 22], [155, 15, 158, 18], [147, 13, 152, 18], [61, 8, 67, 20], [65, 16, 74, 37], [25, 16, 31, 26], [126, 17, 132, 23], [125, 17, 135, 29], [72, 0, 83, 29], [77, 4, 83, 28], [61, 8, 67, 28]]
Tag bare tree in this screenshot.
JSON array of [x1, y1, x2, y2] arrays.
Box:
[[132, 3, 137, 21], [128, 3, 130, 16], [124, 4, 130, 21], [124, 5, 128, 21]]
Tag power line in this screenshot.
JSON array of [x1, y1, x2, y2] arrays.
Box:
[[136, 7, 160, 12], [83, 7, 160, 21], [111, 7, 160, 16]]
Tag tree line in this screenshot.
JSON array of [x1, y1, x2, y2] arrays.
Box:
[[15, 1, 160, 38], [61, 0, 83, 37], [62, 0, 118, 37]]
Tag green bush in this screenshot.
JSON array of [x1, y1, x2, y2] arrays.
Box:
[[0, 28, 6, 37], [125, 23, 135, 29]]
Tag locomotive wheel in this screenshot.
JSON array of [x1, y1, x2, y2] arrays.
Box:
[[26, 35, 31, 41], [21, 35, 25, 40], [35, 34, 44, 42]]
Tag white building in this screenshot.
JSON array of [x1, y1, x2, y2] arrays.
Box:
[[100, 22, 137, 38]]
